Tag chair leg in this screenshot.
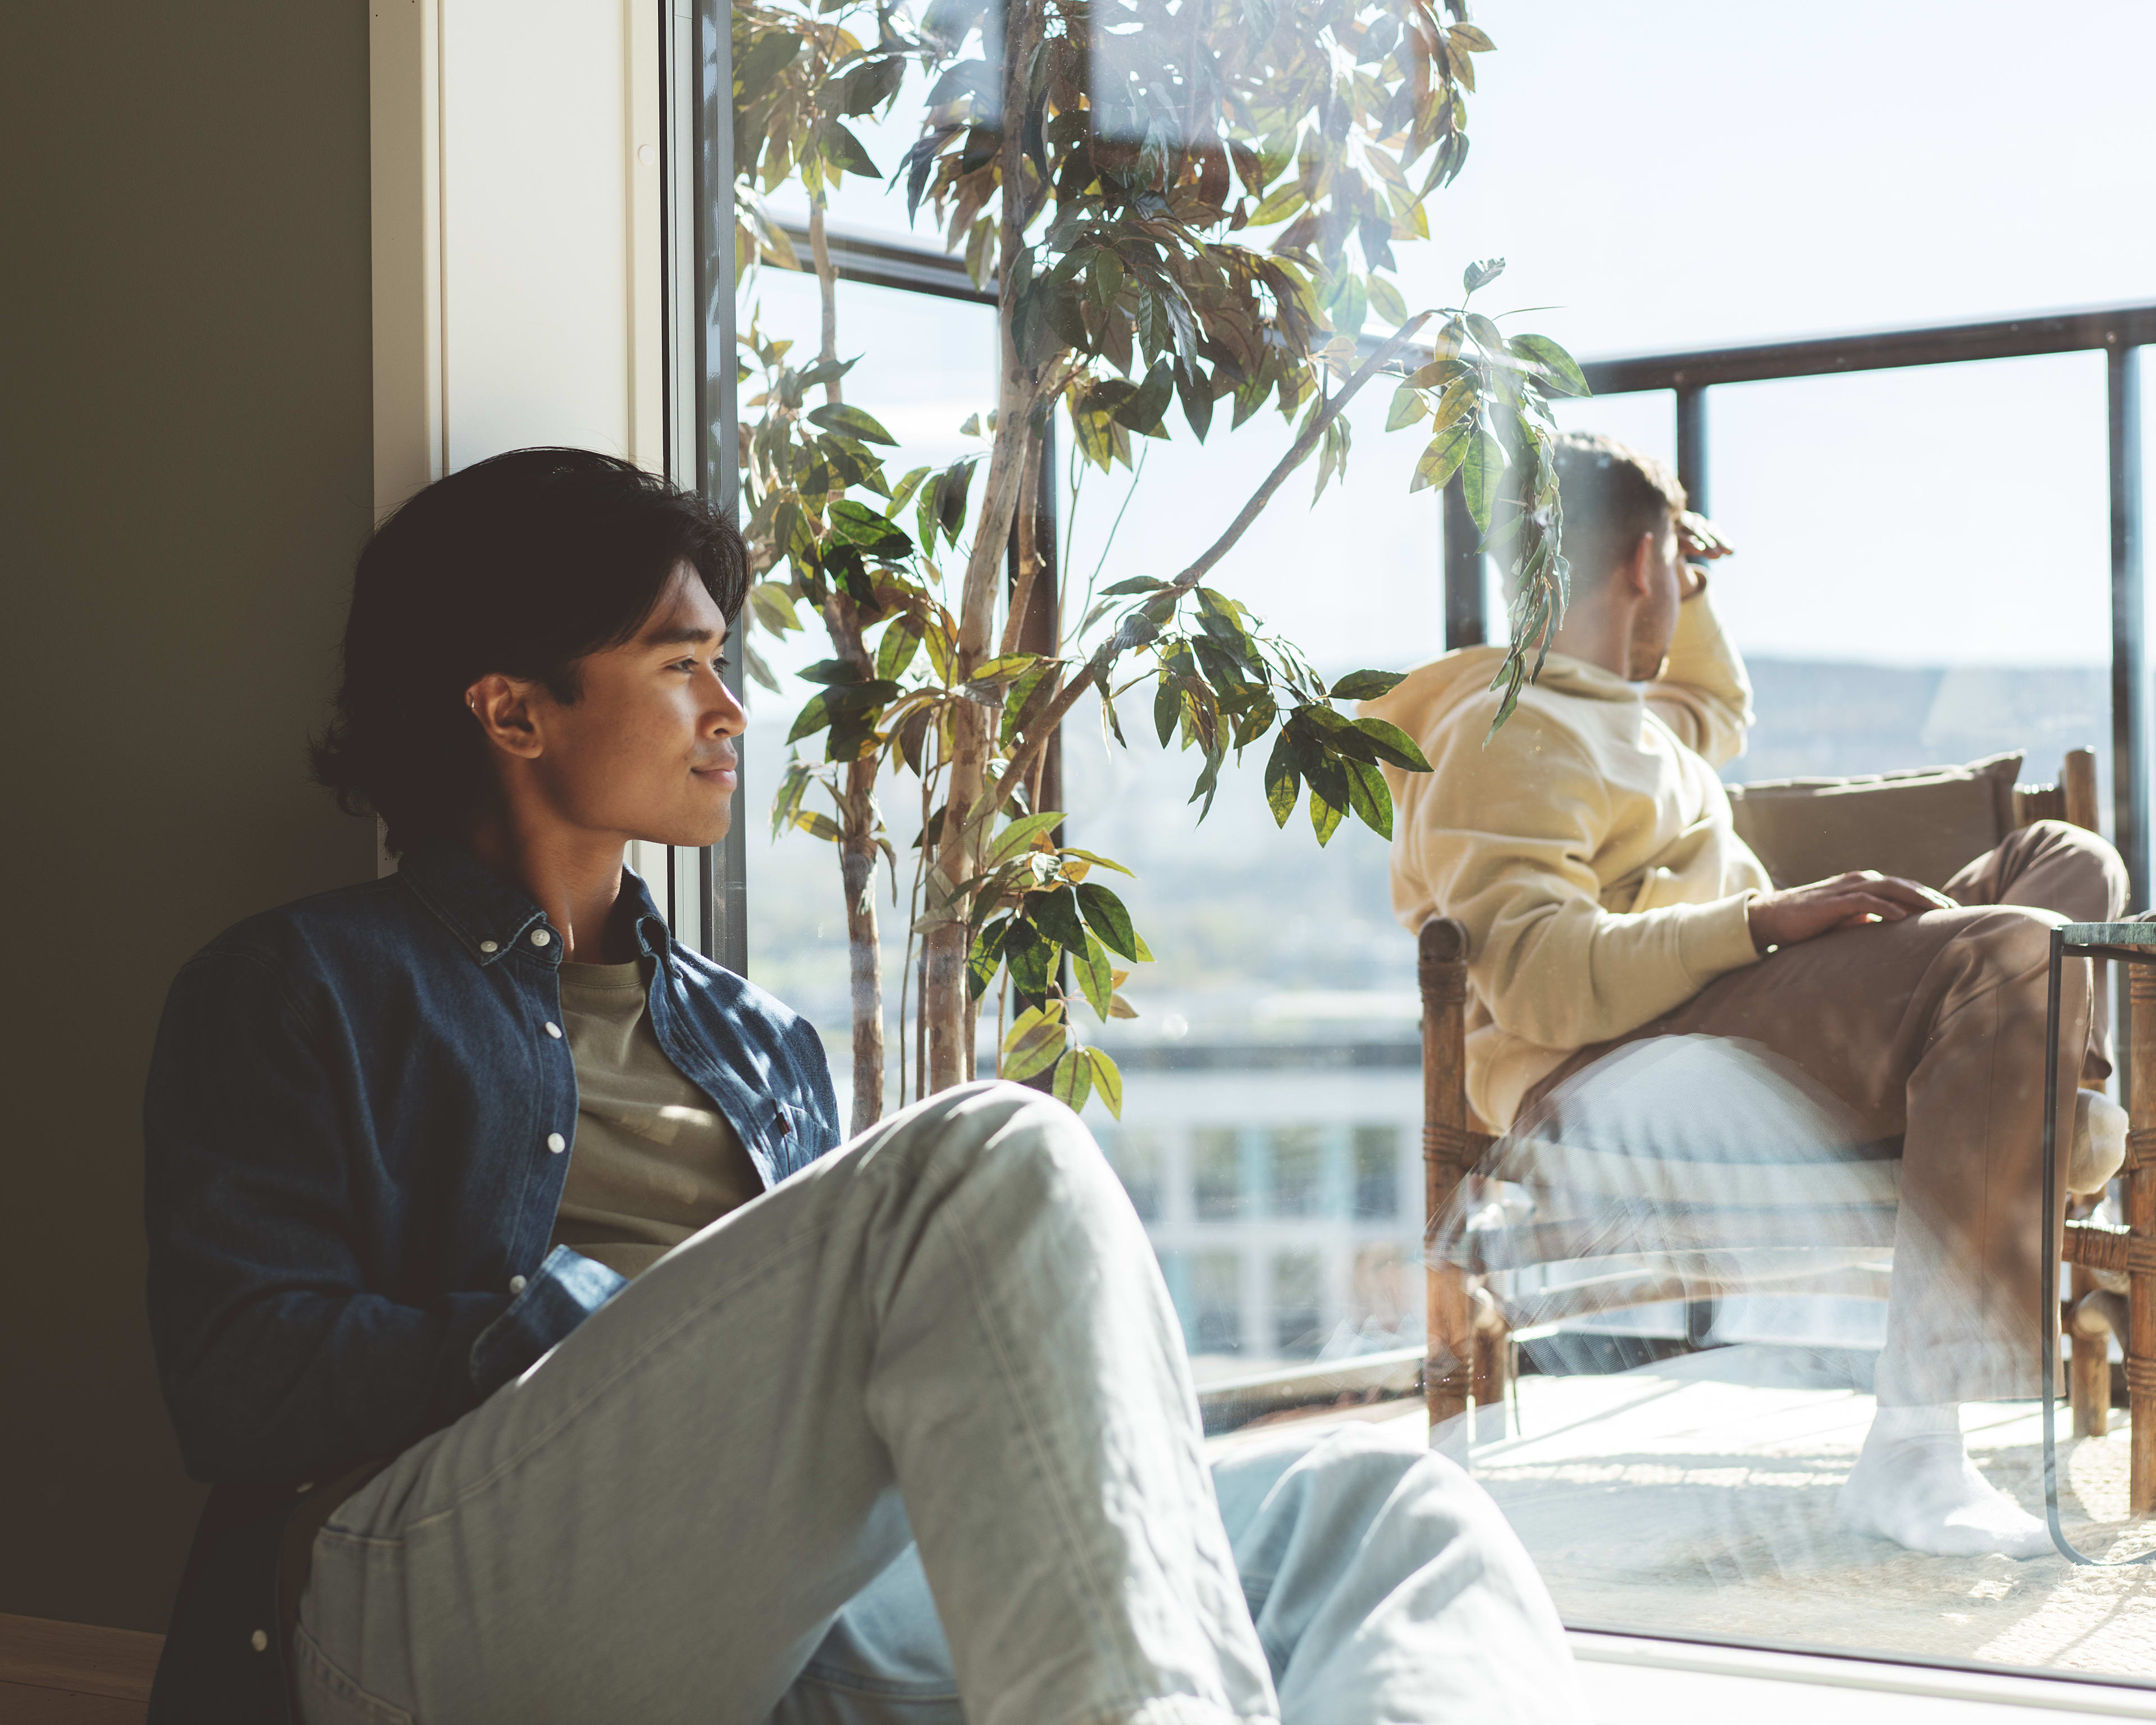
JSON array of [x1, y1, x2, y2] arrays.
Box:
[[1426, 1258, 1474, 1435], [1472, 1299, 1510, 1444]]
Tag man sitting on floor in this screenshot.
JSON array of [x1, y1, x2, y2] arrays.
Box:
[[1363, 431, 2126, 1562], [143, 448, 1582, 1725]]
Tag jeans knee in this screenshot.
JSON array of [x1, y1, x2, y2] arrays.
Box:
[[906, 1080, 1118, 1209]]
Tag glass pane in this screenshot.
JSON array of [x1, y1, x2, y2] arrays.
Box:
[[723, 0, 2156, 1689], [1353, 1125, 1401, 1220]]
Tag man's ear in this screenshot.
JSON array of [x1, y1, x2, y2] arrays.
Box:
[[466, 674, 547, 761], [1616, 530, 1658, 599]]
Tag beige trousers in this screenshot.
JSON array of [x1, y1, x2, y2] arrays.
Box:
[[1524, 820, 2128, 1405]]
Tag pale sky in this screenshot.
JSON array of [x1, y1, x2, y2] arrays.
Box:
[[757, 0, 2156, 674]]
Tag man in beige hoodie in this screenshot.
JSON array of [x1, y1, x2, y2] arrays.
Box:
[[1364, 431, 2126, 1560]]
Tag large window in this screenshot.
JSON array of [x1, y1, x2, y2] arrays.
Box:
[[707, 0, 2156, 1690]]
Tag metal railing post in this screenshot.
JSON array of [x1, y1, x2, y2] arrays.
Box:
[[1675, 383, 1709, 513], [1442, 473, 1486, 650], [2111, 341, 2148, 915]]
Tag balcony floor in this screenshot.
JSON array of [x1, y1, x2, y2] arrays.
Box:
[[1232, 1344, 2156, 1683]]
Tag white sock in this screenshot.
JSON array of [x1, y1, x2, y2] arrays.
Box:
[[1836, 1404, 2054, 1560]]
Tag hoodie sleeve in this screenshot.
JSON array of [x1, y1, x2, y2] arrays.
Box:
[[1643, 585, 1753, 769], [1391, 700, 1762, 1056]]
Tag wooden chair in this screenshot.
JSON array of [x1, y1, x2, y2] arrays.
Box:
[[1419, 746, 2156, 1512]]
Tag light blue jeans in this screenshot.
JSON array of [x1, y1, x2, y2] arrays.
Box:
[[294, 1083, 1581, 1725]]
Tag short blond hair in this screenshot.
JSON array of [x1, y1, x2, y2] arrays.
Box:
[[1548, 431, 1685, 594]]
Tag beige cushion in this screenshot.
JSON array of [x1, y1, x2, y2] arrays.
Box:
[[1726, 751, 2023, 892]]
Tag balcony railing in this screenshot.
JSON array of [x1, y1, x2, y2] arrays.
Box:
[[770, 218, 2153, 905]]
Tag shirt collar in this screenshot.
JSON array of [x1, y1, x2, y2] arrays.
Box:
[[398, 837, 675, 969]]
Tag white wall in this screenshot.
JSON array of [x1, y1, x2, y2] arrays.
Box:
[[370, 0, 665, 525]]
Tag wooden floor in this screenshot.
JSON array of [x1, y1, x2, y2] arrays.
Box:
[[0, 1613, 159, 1724]]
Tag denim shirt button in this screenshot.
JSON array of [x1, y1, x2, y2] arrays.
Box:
[[479, 940, 499, 953], [529, 928, 551, 947], [546, 1133, 567, 1153], [544, 1021, 563, 1039], [508, 1274, 527, 1294], [250, 1630, 268, 1653]]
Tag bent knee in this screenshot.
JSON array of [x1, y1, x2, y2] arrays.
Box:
[[1952, 905, 2064, 973], [897, 1080, 1113, 1193]]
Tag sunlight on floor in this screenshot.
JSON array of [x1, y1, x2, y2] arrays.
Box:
[[1287, 1344, 2156, 1682]]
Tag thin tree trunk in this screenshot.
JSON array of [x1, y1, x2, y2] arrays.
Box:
[[922, 0, 1047, 1094], [811, 186, 887, 1132]]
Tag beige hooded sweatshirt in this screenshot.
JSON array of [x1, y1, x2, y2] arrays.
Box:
[[1362, 588, 1770, 1130]]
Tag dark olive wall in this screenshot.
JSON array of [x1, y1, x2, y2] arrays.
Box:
[[1, 6, 378, 1631]]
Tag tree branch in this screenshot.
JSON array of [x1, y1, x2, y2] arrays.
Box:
[[974, 312, 1434, 832], [1164, 313, 1431, 595]]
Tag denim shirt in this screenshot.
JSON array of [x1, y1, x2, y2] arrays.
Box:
[[142, 838, 840, 1720]]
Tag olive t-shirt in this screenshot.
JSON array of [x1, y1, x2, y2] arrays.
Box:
[[546, 956, 763, 1279]]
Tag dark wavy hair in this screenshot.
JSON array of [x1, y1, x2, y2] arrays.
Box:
[[312, 448, 748, 855]]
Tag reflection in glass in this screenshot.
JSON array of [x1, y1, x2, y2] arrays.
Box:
[[1192, 1128, 1241, 1222], [1272, 1253, 1324, 1355], [1267, 1126, 1324, 1220], [1354, 1125, 1402, 1220], [1192, 1251, 1243, 1357]]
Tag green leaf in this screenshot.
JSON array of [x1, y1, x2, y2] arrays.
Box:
[[1050, 1047, 1094, 1114], [1328, 669, 1408, 702], [967, 652, 1039, 686], [1307, 784, 1345, 846], [1248, 182, 1307, 225], [1032, 886, 1089, 952], [836, 53, 905, 116], [967, 917, 1010, 1001], [1053, 846, 1135, 877], [798, 659, 867, 685], [1085, 1048, 1124, 1119], [985, 809, 1067, 868], [785, 692, 832, 745], [1464, 312, 1508, 355], [888, 465, 931, 514], [1075, 882, 1151, 962], [1410, 417, 1473, 494], [732, 31, 804, 97], [1262, 726, 1300, 827], [1074, 929, 1116, 1021], [1344, 757, 1392, 838], [792, 809, 842, 842], [1353, 716, 1433, 771], [1462, 257, 1506, 294], [1154, 669, 1185, 747], [1432, 375, 1478, 430], [876, 618, 922, 681], [807, 402, 898, 446], [768, 760, 811, 840], [1004, 919, 1057, 994], [826, 498, 911, 551], [1463, 427, 1508, 531], [1102, 576, 1167, 596], [1511, 332, 1592, 398], [1449, 21, 1496, 50], [1302, 702, 1380, 763], [820, 120, 881, 179], [1367, 275, 1409, 328], [1001, 1003, 1066, 1082], [1385, 384, 1428, 432]]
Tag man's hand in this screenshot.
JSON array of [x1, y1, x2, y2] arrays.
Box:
[[1747, 871, 1958, 953]]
